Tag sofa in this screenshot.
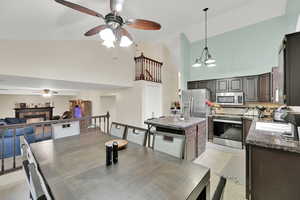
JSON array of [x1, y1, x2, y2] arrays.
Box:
[[0, 118, 41, 159]]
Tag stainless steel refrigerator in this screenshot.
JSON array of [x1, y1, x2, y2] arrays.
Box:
[[181, 89, 210, 118]]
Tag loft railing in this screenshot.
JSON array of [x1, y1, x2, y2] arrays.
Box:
[[134, 53, 163, 83], [0, 112, 110, 175]]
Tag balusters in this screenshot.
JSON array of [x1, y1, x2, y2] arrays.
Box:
[[134, 53, 163, 83], [13, 128, 16, 168], [1, 128, 5, 173]]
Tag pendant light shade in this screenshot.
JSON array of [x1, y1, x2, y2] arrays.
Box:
[[192, 59, 202, 67], [192, 8, 216, 68]]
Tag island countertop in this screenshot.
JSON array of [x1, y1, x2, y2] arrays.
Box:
[[145, 116, 206, 130], [246, 120, 300, 153]]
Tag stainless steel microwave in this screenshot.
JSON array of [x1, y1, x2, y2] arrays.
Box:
[[216, 92, 244, 105]]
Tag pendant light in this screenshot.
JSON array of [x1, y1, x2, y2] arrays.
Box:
[[192, 8, 216, 68]]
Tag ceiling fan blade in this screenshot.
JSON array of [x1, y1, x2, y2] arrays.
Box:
[[117, 27, 133, 41], [110, 0, 125, 13], [84, 25, 108, 36], [55, 0, 104, 19], [126, 19, 161, 30]]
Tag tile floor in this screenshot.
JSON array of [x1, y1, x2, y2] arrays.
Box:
[[194, 142, 246, 200], [0, 142, 246, 200]]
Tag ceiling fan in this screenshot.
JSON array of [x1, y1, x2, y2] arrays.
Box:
[[54, 0, 162, 48], [32, 89, 58, 97]]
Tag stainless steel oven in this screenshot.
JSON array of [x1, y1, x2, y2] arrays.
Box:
[[216, 92, 244, 105], [213, 116, 243, 149]]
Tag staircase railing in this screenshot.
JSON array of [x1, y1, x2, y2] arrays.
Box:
[[134, 53, 163, 83]]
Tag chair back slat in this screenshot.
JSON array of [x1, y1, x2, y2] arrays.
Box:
[[126, 126, 147, 146], [110, 122, 126, 138], [152, 131, 185, 159], [212, 176, 227, 200]]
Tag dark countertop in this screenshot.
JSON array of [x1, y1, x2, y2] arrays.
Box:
[[30, 132, 210, 200], [208, 114, 274, 121], [246, 120, 300, 153], [145, 116, 206, 130]]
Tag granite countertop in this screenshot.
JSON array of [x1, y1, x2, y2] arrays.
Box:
[[208, 114, 274, 121], [246, 120, 300, 154], [144, 116, 206, 130]]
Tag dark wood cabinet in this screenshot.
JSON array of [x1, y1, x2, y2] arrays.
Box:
[[242, 118, 253, 146], [207, 116, 214, 142], [279, 32, 300, 106], [258, 73, 271, 102], [216, 78, 243, 93], [206, 80, 216, 102], [271, 67, 279, 103], [187, 72, 272, 103], [243, 76, 258, 102], [187, 81, 197, 89], [187, 80, 216, 102], [246, 145, 300, 200], [216, 79, 228, 93], [228, 78, 243, 92]]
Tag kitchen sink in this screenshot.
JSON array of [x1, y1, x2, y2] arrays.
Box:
[[255, 122, 292, 134]]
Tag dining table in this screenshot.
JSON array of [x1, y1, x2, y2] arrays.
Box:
[[29, 131, 210, 200]]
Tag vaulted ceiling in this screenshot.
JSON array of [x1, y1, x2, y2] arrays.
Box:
[[0, 0, 287, 42]]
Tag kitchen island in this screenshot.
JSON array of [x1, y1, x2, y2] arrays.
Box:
[[246, 120, 300, 200], [145, 116, 206, 160]]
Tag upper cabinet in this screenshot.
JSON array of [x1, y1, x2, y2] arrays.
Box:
[[216, 78, 243, 93], [244, 76, 258, 102], [258, 73, 271, 102], [216, 79, 228, 93], [187, 80, 216, 102], [229, 78, 243, 92], [187, 72, 272, 103], [279, 32, 300, 106]]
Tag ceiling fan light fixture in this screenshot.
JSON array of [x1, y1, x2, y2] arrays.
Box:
[[99, 28, 116, 42], [119, 35, 133, 47], [102, 40, 115, 48]]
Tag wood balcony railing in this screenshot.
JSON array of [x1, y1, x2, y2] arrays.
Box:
[[134, 53, 163, 83], [0, 113, 110, 175]]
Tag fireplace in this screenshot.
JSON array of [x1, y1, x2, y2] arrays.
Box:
[[15, 107, 54, 121], [23, 114, 47, 124]]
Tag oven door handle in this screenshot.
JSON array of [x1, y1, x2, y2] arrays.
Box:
[[213, 119, 242, 125]]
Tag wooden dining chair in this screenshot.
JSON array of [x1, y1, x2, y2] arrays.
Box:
[[212, 176, 227, 200], [23, 160, 51, 200], [126, 126, 147, 146], [152, 131, 186, 159], [110, 122, 127, 139]]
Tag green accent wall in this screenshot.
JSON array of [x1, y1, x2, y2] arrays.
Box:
[[189, 15, 287, 81], [182, 0, 300, 83]]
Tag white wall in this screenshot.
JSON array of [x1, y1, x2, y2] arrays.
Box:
[[136, 42, 179, 116], [0, 40, 135, 87], [100, 96, 117, 124], [114, 85, 143, 127], [0, 94, 74, 118], [76, 90, 104, 116]]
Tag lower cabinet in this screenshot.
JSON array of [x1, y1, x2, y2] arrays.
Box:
[[246, 145, 300, 200], [242, 118, 253, 146], [207, 116, 214, 142]]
